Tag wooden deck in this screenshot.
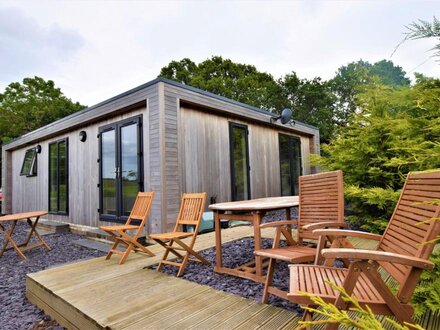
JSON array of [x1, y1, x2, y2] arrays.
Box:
[[27, 225, 439, 329]]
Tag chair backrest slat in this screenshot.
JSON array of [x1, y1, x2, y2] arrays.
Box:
[[126, 192, 155, 229], [175, 193, 207, 230], [377, 170, 440, 299], [298, 170, 344, 241]]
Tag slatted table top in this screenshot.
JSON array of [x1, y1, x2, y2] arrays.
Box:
[[0, 211, 47, 222], [209, 196, 299, 211]]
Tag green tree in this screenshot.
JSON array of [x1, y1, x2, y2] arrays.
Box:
[[278, 72, 336, 143], [0, 76, 85, 185], [0, 76, 85, 142], [313, 77, 440, 233], [330, 60, 410, 126], [159, 56, 284, 111]]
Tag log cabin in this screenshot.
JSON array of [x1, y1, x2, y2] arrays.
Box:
[[1, 78, 319, 233]]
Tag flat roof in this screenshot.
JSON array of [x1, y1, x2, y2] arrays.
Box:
[[4, 77, 318, 148]]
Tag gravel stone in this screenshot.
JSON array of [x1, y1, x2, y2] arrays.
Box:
[[1, 208, 301, 329], [0, 222, 105, 330]]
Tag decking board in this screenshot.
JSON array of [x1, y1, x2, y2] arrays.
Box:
[[26, 226, 437, 329]]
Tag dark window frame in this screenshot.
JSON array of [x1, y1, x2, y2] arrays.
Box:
[[279, 133, 302, 196], [98, 115, 144, 223], [48, 138, 69, 215], [229, 122, 251, 201], [20, 148, 38, 177]]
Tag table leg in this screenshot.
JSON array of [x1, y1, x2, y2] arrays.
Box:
[[253, 211, 264, 277], [0, 221, 26, 260], [26, 217, 51, 251], [214, 211, 223, 270]]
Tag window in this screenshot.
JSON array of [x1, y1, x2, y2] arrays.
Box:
[[279, 134, 302, 196], [49, 139, 68, 214], [229, 122, 251, 201], [20, 148, 37, 176]]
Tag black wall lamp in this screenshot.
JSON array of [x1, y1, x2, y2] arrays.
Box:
[[35, 145, 42, 153], [79, 131, 87, 142]]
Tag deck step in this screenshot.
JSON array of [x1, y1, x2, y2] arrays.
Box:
[[35, 220, 70, 233], [72, 238, 121, 253]]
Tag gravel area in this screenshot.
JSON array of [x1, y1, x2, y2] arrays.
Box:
[[0, 222, 105, 330], [0, 209, 300, 329]]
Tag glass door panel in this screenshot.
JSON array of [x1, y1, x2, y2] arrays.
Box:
[[279, 134, 302, 196], [230, 123, 250, 201], [101, 129, 117, 216], [99, 116, 143, 222], [58, 140, 68, 213], [279, 134, 292, 196], [120, 123, 139, 217], [49, 143, 58, 213]]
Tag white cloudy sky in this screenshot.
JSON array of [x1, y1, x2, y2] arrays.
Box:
[[0, 0, 439, 106]]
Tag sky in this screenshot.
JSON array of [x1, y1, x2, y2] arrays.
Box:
[[0, 0, 439, 107]]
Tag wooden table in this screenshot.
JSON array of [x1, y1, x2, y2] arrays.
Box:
[[209, 196, 299, 283], [0, 211, 50, 260]]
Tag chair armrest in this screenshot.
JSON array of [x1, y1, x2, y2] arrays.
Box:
[[260, 220, 297, 228], [313, 229, 382, 241], [302, 222, 348, 231], [321, 248, 435, 270]]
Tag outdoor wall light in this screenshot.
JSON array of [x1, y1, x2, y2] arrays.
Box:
[[35, 145, 42, 153], [79, 131, 87, 142]]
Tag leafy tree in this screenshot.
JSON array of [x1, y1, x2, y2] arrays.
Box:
[[278, 72, 336, 143], [159, 56, 284, 111], [330, 60, 410, 126], [313, 77, 440, 233], [406, 16, 440, 59], [0, 76, 85, 185]]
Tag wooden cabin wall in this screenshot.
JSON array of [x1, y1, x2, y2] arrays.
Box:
[[10, 107, 147, 228], [178, 106, 313, 205]]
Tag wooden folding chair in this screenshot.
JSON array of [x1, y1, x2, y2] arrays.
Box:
[[288, 170, 440, 329], [254, 170, 347, 303], [149, 192, 209, 277], [100, 191, 155, 264]]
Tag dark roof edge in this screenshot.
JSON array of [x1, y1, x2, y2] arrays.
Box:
[[4, 77, 318, 147]]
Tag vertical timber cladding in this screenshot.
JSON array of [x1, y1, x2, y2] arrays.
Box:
[[177, 105, 309, 203]]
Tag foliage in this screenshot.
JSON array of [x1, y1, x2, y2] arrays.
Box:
[[160, 56, 339, 142], [159, 56, 283, 111], [329, 60, 410, 127], [298, 280, 424, 330], [278, 73, 336, 143], [0, 76, 85, 143], [406, 16, 440, 59], [313, 77, 440, 233], [412, 253, 440, 317]]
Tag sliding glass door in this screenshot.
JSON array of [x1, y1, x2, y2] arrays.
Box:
[[229, 122, 251, 201], [99, 116, 143, 222], [279, 134, 302, 196]]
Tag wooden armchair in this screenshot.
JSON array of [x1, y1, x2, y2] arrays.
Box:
[[288, 170, 440, 328], [100, 191, 155, 264], [254, 170, 346, 303], [149, 192, 209, 277]]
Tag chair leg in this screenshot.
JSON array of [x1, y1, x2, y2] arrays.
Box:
[[157, 240, 174, 272], [119, 243, 134, 265], [177, 253, 190, 277], [106, 238, 120, 260], [301, 309, 314, 330], [262, 258, 276, 303]]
